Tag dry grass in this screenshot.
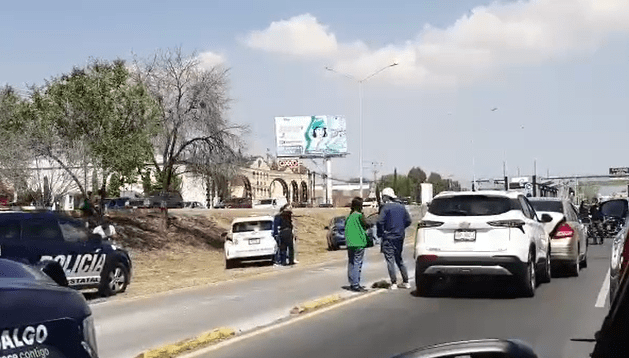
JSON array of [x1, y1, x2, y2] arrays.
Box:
[[103, 207, 382, 300]]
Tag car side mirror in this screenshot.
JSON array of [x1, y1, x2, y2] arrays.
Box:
[[540, 214, 553, 223], [35, 260, 68, 287], [391, 339, 538, 358], [88, 234, 102, 244]]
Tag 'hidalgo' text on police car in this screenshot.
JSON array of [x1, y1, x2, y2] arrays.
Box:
[[0, 211, 132, 296], [0, 258, 98, 358]]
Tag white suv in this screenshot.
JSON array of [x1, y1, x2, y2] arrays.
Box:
[[414, 191, 552, 297], [224, 216, 277, 269]]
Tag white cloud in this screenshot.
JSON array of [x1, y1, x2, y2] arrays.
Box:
[[244, 13, 338, 56], [197, 51, 226, 69], [244, 0, 629, 86]]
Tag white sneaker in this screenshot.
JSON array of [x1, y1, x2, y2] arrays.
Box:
[[398, 282, 411, 289], [389, 283, 398, 290]]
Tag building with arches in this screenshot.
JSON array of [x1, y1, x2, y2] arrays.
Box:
[[230, 157, 311, 206]]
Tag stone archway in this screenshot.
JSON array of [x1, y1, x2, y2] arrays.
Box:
[[290, 180, 299, 204], [230, 175, 252, 198], [269, 178, 289, 200], [300, 181, 308, 203]]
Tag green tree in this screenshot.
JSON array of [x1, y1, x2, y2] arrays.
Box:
[[18, 60, 161, 215], [408, 167, 427, 202]]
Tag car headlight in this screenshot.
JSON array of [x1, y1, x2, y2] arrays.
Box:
[[82, 315, 98, 358]]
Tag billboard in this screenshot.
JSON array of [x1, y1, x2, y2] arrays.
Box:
[[275, 115, 348, 158]]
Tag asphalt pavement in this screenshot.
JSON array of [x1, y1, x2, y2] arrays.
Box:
[[92, 230, 418, 358], [197, 241, 613, 358]]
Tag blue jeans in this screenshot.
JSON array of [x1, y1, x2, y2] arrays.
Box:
[[347, 247, 365, 289], [381, 239, 408, 284]]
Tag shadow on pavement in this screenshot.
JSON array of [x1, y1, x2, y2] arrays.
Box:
[[411, 276, 522, 299]]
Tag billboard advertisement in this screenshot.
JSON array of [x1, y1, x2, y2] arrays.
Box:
[[275, 115, 348, 158]]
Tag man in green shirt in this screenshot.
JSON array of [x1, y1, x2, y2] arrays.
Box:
[[345, 197, 369, 292]]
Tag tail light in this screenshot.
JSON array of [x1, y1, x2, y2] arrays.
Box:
[[487, 220, 525, 228], [487, 219, 525, 233], [553, 223, 574, 239], [418, 220, 444, 228], [418, 254, 439, 262]]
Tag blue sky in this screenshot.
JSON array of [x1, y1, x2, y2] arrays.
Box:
[[3, 0, 629, 187]]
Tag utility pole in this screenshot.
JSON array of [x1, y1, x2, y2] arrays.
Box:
[[371, 161, 382, 197]]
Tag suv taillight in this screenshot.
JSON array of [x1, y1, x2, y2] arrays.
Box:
[[417, 221, 444, 228], [487, 219, 525, 228], [554, 223, 574, 239]]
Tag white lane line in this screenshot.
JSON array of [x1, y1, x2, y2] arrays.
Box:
[[595, 268, 611, 308]]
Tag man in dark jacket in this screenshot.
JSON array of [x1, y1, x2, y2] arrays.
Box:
[[377, 187, 412, 289], [274, 204, 295, 265]]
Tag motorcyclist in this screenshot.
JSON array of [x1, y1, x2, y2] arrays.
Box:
[[590, 200, 604, 244]]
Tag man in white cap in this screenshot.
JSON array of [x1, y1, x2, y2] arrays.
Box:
[[377, 187, 412, 289]]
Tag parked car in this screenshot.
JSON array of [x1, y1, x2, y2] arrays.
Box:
[[105, 197, 130, 210], [224, 197, 253, 209], [224, 216, 276, 268], [0, 211, 132, 296], [183, 201, 206, 209], [0, 258, 98, 358], [529, 197, 588, 276], [608, 201, 629, 303], [600, 198, 628, 238], [363, 197, 378, 209], [414, 191, 552, 297], [253, 198, 279, 209], [325, 216, 346, 250], [147, 191, 184, 208], [365, 212, 382, 245]]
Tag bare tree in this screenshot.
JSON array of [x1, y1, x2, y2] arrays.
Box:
[[132, 47, 247, 227]]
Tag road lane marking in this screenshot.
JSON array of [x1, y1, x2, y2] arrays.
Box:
[[180, 289, 386, 358], [595, 268, 611, 308]]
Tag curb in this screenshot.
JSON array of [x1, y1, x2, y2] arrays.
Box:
[[133, 328, 235, 358], [289, 294, 342, 315], [135, 288, 388, 358]]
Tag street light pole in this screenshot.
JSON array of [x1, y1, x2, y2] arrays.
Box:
[[326, 62, 398, 198], [358, 81, 364, 198]]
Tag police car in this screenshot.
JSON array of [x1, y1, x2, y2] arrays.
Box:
[[0, 211, 132, 296], [0, 258, 98, 358]]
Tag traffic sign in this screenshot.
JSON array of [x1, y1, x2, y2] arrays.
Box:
[[610, 167, 629, 176]]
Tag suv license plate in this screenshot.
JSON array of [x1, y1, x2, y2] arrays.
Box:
[[249, 238, 260, 245], [454, 230, 476, 242]]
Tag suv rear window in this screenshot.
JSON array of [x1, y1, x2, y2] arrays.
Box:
[[601, 200, 628, 218], [233, 220, 273, 232], [428, 195, 518, 216], [529, 200, 563, 214]]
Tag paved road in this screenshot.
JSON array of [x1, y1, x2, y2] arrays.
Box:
[[92, 212, 421, 358], [200, 241, 613, 358]]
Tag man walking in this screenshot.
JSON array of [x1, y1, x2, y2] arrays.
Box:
[[377, 187, 412, 289], [345, 197, 369, 292]]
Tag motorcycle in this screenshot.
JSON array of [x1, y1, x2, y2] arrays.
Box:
[[588, 215, 605, 245]]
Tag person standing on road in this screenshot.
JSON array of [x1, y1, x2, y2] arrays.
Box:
[[276, 205, 296, 265], [345, 197, 369, 292], [377, 187, 412, 289], [272, 208, 284, 266]]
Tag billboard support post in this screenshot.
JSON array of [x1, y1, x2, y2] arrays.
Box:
[[326, 157, 332, 205]]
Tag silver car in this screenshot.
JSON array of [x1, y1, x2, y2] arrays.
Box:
[[529, 197, 588, 276]]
